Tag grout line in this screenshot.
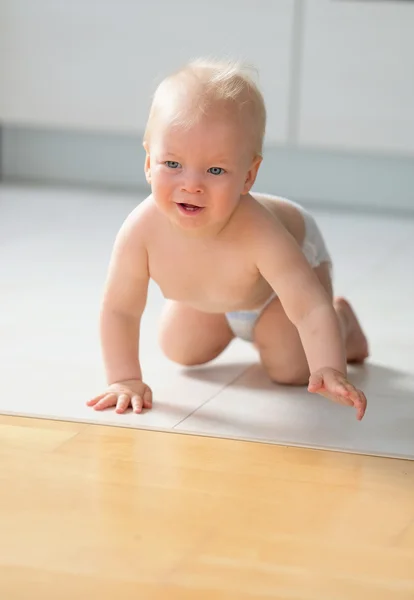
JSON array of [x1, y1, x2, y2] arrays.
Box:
[[172, 363, 256, 429]]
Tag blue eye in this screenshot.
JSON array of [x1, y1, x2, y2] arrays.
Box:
[[165, 161, 181, 169], [208, 167, 225, 176]]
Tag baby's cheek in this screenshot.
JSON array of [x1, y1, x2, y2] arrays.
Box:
[[152, 174, 172, 196]]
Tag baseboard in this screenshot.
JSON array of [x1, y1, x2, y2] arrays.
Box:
[[1, 125, 145, 192], [2, 124, 414, 214]]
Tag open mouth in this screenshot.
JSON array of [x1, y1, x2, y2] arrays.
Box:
[[177, 202, 204, 214]]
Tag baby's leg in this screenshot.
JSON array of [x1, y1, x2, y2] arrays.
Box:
[[158, 300, 234, 366], [254, 263, 369, 385]]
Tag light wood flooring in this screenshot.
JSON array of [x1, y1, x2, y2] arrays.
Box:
[[1, 414, 414, 600]]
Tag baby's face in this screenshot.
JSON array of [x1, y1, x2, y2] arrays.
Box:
[[144, 111, 260, 235]]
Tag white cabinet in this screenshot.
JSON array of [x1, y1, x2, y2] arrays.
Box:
[[0, 0, 294, 144], [298, 0, 414, 155]]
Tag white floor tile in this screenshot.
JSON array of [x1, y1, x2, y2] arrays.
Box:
[[175, 362, 414, 459], [1, 183, 413, 458]]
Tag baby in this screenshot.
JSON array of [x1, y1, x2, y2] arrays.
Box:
[[87, 59, 369, 420]]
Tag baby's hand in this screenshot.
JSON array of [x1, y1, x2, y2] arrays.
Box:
[[87, 379, 153, 414], [308, 368, 367, 421]]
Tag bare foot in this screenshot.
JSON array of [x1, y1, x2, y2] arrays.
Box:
[[334, 297, 369, 363]]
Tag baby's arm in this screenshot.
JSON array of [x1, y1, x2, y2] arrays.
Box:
[[88, 208, 151, 413], [254, 218, 345, 375], [253, 216, 366, 419]]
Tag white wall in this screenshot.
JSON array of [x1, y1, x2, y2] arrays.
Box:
[[1, 0, 414, 156], [298, 0, 414, 155], [0, 0, 294, 144], [1, 0, 414, 210]]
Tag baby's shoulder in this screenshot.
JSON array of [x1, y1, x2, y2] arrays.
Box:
[[120, 194, 158, 236], [245, 193, 305, 244], [113, 194, 159, 255], [236, 194, 285, 234]]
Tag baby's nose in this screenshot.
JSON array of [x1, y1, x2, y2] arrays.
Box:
[[181, 174, 203, 194]]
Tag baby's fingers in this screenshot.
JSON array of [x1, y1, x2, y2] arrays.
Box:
[[116, 394, 131, 414], [92, 393, 118, 411], [354, 390, 367, 421], [339, 382, 367, 420], [308, 372, 324, 392], [320, 389, 353, 407], [332, 379, 351, 398], [143, 388, 153, 409], [131, 394, 143, 414], [86, 393, 107, 407], [131, 388, 152, 413]]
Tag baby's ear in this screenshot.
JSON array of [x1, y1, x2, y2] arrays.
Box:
[[143, 142, 151, 184], [242, 155, 262, 194]]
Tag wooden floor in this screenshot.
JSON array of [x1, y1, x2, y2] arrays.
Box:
[[1, 415, 414, 600]]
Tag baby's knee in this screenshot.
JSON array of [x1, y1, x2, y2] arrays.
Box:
[[262, 360, 309, 386], [158, 332, 193, 365], [164, 351, 206, 366], [160, 342, 199, 366], [158, 333, 224, 366]]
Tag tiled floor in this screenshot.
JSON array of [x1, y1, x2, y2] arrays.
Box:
[[1, 183, 413, 458]]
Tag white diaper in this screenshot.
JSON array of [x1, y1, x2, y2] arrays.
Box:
[[225, 202, 332, 342]]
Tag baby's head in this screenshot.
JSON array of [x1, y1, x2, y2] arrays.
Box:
[[145, 58, 266, 158], [143, 59, 266, 233]]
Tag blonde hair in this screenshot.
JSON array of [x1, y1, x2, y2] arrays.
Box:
[[144, 58, 267, 157]]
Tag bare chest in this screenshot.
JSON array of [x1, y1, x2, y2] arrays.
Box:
[[147, 239, 264, 312]]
